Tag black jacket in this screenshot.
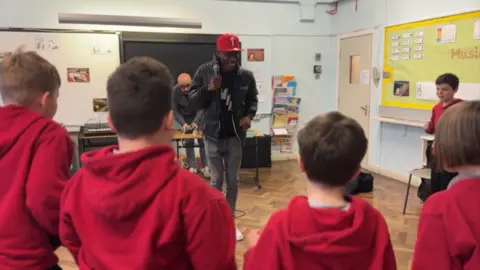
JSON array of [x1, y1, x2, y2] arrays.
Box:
[[172, 84, 202, 126], [189, 60, 258, 139]]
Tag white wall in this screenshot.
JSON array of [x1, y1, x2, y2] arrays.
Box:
[[0, 0, 337, 136], [332, 0, 480, 180]]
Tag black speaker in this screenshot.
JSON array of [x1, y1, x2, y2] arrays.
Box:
[[241, 135, 272, 168]]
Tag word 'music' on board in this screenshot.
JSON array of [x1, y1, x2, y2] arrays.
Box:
[[451, 46, 480, 59]]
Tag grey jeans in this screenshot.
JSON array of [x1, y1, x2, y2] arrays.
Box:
[[204, 136, 243, 216]]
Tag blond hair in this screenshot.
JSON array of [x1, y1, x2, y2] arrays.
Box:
[[0, 47, 60, 105]]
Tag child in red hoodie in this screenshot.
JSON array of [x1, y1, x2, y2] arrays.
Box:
[[243, 112, 397, 270], [59, 57, 237, 270], [0, 50, 73, 269], [423, 73, 462, 196], [412, 101, 480, 270]]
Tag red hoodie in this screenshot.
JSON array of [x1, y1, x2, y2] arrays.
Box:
[[425, 99, 462, 134], [412, 177, 480, 270], [0, 105, 73, 269], [60, 145, 236, 270], [244, 196, 396, 270]]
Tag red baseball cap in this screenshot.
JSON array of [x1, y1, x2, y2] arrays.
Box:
[[216, 33, 242, 52]]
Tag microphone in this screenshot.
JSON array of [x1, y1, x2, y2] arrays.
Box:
[[213, 63, 220, 77]]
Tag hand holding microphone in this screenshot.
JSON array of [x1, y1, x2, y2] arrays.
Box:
[[208, 63, 222, 91], [208, 77, 221, 91]]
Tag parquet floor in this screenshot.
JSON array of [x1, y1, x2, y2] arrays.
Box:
[[57, 160, 422, 270]]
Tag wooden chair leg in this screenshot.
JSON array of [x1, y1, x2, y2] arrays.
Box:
[[402, 174, 413, 215]]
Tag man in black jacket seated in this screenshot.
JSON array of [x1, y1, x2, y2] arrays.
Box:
[[189, 33, 258, 241]]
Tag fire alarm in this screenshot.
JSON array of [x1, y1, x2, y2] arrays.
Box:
[[313, 65, 322, 74]]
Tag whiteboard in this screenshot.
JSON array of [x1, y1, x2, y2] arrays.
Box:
[[239, 35, 272, 114], [0, 31, 120, 126]]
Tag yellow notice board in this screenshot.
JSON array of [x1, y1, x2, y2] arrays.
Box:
[[382, 10, 480, 110]]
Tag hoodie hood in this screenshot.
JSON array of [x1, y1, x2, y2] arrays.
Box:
[[80, 145, 179, 220], [0, 105, 57, 158], [283, 196, 387, 267]]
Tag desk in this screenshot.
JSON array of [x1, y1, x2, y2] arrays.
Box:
[[421, 135, 434, 166], [78, 128, 264, 189], [172, 130, 204, 164], [172, 129, 264, 189]]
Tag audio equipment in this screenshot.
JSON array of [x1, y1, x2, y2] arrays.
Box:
[[83, 122, 115, 136]]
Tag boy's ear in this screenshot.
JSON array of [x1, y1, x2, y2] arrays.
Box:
[[297, 154, 305, 173], [163, 111, 174, 131], [38, 91, 50, 109], [107, 114, 117, 133]]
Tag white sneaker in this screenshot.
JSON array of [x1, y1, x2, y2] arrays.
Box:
[[236, 227, 243, 241], [189, 168, 197, 174], [202, 167, 210, 178]]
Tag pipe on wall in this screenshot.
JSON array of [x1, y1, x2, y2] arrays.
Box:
[[215, 0, 344, 21], [216, 0, 341, 3]]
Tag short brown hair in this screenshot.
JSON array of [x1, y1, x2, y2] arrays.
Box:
[[297, 112, 368, 186], [107, 57, 173, 138], [435, 101, 480, 170], [0, 48, 60, 105]]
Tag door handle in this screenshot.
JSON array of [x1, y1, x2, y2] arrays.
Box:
[[360, 105, 369, 116]]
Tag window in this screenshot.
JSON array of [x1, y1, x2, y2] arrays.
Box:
[[350, 55, 361, 84]]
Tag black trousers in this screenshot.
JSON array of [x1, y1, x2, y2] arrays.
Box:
[[430, 157, 458, 193], [47, 265, 62, 270], [418, 141, 457, 201]]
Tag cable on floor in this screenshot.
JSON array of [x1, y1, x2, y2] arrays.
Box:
[[235, 209, 246, 219]]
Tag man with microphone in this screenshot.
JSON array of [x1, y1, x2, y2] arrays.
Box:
[[189, 33, 258, 241]]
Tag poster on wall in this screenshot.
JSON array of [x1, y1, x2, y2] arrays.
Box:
[[435, 24, 456, 43], [474, 19, 480, 40], [67, 68, 90, 83], [93, 98, 108, 112], [393, 81, 410, 97], [247, 48, 265, 62]]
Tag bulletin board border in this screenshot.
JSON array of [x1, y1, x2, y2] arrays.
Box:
[[382, 10, 480, 110]]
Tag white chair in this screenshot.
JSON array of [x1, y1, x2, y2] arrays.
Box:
[[402, 168, 431, 215]]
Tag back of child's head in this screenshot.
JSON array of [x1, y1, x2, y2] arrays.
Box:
[[0, 48, 60, 109], [435, 101, 480, 170], [107, 57, 173, 139], [297, 111, 368, 186], [435, 73, 459, 90]]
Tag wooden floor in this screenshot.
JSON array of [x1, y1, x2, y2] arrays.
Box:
[[57, 160, 422, 270]]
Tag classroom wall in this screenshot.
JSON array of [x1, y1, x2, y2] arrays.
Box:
[[0, 0, 338, 138], [5, 0, 475, 174], [332, 0, 479, 180]]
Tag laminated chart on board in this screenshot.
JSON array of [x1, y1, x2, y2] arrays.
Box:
[[270, 76, 300, 153], [382, 10, 480, 110]]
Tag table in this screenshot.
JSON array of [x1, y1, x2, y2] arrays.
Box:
[[77, 128, 265, 189], [420, 135, 434, 167], [172, 129, 264, 189]]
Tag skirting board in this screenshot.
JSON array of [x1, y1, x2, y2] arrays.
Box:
[[365, 164, 421, 187]]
